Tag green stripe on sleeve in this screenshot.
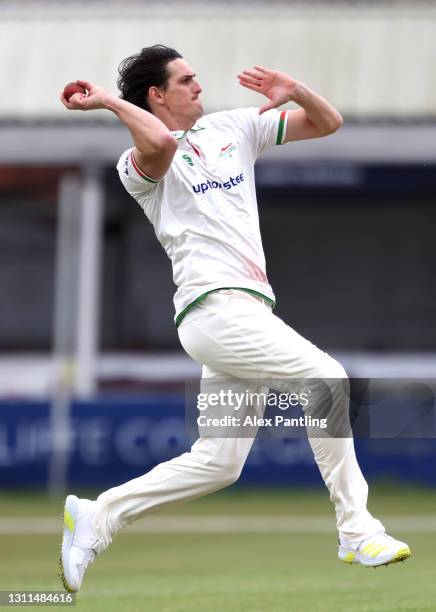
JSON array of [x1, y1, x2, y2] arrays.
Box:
[[276, 110, 287, 145]]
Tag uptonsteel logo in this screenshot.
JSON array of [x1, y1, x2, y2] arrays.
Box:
[[192, 172, 244, 194]]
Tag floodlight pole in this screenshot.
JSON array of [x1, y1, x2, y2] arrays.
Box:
[[49, 171, 82, 496], [49, 166, 104, 495], [75, 165, 104, 398]]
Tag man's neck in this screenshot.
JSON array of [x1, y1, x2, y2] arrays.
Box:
[[165, 118, 196, 133], [153, 109, 197, 133]]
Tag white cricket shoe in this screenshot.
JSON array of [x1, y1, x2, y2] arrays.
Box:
[[59, 495, 104, 592], [338, 531, 411, 567]]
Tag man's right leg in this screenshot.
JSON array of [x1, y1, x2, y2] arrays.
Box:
[[61, 368, 258, 592], [93, 418, 255, 548]]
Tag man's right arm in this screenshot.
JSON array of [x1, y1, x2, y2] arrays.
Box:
[[60, 80, 177, 181]]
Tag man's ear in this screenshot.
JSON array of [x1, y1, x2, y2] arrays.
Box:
[[148, 85, 165, 106]]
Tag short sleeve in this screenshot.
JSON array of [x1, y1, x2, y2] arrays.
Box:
[[227, 108, 288, 159], [256, 108, 288, 154], [116, 148, 160, 199]]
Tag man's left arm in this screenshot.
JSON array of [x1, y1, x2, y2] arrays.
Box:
[[237, 66, 343, 142]]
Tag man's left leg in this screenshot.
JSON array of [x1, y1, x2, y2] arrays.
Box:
[[177, 289, 411, 565]]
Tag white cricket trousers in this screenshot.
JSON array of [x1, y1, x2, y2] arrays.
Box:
[[93, 290, 383, 547]]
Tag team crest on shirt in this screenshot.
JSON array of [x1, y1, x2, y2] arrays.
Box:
[[219, 143, 236, 158]]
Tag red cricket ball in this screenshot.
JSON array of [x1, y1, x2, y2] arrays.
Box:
[[63, 82, 86, 102]]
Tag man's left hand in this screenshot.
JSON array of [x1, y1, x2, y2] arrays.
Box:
[[237, 66, 298, 114]]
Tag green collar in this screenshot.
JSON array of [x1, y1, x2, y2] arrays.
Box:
[[171, 123, 205, 140]]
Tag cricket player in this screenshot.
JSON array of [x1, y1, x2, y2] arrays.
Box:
[[59, 45, 411, 592]]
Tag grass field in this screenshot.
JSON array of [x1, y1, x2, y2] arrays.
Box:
[[0, 485, 435, 612]]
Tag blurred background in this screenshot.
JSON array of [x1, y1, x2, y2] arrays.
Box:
[[1, 1, 435, 608]]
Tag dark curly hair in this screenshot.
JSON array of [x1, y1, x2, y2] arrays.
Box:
[[117, 45, 182, 113]]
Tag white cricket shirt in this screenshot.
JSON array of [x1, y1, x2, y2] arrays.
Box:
[[117, 107, 288, 325]]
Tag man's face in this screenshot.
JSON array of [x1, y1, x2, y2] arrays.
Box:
[[159, 58, 203, 123]]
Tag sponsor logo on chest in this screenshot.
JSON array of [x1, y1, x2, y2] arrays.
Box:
[[192, 173, 244, 194]]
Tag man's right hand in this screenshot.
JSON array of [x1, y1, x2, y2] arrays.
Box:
[[60, 79, 109, 111], [59, 78, 178, 182]]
